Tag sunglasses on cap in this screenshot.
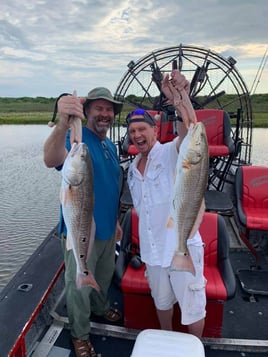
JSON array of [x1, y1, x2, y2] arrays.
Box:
[[126, 108, 156, 127]]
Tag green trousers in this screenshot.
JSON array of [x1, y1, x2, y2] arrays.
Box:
[[62, 235, 116, 340]]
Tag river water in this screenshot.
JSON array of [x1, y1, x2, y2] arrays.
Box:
[[0, 125, 268, 290]]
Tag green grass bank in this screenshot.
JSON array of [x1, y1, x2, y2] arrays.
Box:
[[0, 94, 268, 127]]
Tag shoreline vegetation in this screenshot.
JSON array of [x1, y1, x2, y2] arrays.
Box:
[[0, 94, 268, 127]]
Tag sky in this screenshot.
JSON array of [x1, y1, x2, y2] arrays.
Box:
[[1, 0, 268, 98]]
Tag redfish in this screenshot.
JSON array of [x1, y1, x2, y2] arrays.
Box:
[[168, 122, 209, 275], [61, 142, 99, 291]]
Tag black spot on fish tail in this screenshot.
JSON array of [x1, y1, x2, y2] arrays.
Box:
[[80, 254, 85, 258], [83, 271, 88, 276], [82, 237, 86, 242]]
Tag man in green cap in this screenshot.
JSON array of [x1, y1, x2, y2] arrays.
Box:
[[44, 87, 123, 357]]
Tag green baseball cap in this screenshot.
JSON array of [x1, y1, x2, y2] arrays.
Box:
[[83, 87, 123, 116]]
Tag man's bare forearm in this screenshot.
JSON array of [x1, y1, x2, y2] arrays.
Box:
[[43, 121, 69, 168]]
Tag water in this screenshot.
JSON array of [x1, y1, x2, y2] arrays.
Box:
[[0, 125, 61, 290], [0, 125, 267, 290], [251, 128, 268, 166]]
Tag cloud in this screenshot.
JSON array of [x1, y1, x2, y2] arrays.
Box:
[[0, 0, 267, 97]]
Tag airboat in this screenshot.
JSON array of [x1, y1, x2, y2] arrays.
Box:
[[1, 44, 268, 357]]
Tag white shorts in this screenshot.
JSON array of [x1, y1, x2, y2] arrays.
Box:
[[146, 244, 207, 325]]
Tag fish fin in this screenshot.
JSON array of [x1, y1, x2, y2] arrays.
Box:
[[66, 234, 72, 251], [166, 216, 174, 228], [61, 185, 72, 207], [182, 159, 191, 169], [60, 187, 65, 206], [171, 251, 196, 276], [76, 271, 100, 291]]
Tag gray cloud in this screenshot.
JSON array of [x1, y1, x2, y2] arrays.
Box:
[[0, 0, 267, 96]]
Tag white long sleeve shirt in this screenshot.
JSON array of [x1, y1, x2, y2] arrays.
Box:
[[127, 139, 202, 267]]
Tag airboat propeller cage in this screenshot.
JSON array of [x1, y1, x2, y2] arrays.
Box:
[[114, 44, 253, 166]]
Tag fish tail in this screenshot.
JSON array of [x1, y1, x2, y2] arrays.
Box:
[[76, 271, 100, 291], [171, 251, 196, 276]]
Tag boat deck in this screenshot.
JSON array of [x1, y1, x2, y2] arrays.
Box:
[[1, 215, 268, 356], [48, 228, 268, 356]]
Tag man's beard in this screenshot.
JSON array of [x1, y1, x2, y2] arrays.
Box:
[[92, 116, 113, 134]]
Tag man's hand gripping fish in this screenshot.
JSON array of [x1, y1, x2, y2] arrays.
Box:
[[164, 70, 209, 275], [48, 90, 82, 145], [60, 139, 100, 291]]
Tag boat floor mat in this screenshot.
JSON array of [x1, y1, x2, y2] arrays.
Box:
[[221, 251, 268, 340], [55, 328, 135, 357], [236, 269, 268, 295], [205, 190, 234, 215]]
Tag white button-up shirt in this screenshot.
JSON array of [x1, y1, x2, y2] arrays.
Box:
[[127, 139, 202, 267]]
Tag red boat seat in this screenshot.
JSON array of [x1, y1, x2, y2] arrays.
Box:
[[201, 212, 233, 301], [155, 110, 177, 144], [235, 165, 268, 260], [195, 109, 235, 191], [115, 209, 236, 337], [195, 109, 234, 157]]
